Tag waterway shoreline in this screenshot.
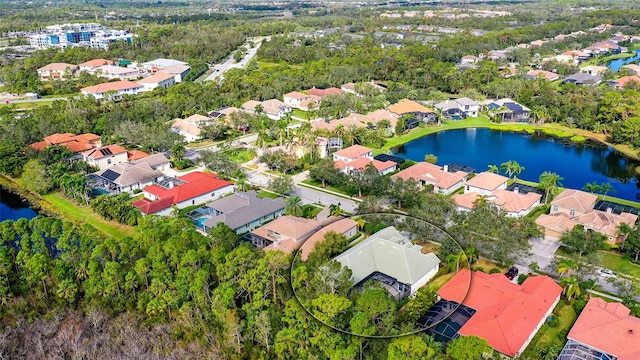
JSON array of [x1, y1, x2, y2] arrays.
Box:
[[382, 117, 640, 162]]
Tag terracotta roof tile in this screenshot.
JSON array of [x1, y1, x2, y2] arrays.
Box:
[[81, 80, 143, 94], [79, 59, 114, 67], [392, 162, 467, 190], [37, 63, 78, 71], [299, 218, 358, 260], [466, 172, 508, 191], [551, 189, 597, 213], [387, 99, 434, 114], [332, 145, 371, 159]]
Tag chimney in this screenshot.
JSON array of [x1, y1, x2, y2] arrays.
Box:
[[168, 181, 174, 189], [443, 165, 449, 172], [514, 187, 519, 194]]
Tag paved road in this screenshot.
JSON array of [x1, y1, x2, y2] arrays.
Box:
[[205, 37, 267, 82]]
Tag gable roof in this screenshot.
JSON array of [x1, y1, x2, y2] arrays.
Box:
[[94, 162, 162, 187], [551, 189, 597, 213], [300, 218, 358, 260], [392, 162, 467, 190], [466, 172, 508, 191], [126, 149, 149, 161], [144, 172, 233, 205], [203, 190, 285, 231], [335, 226, 440, 285], [79, 59, 114, 67], [438, 269, 562, 357], [37, 63, 78, 71], [82, 144, 128, 159], [567, 298, 640, 360], [137, 71, 175, 84], [387, 99, 434, 114], [332, 144, 371, 159], [81, 80, 143, 94]]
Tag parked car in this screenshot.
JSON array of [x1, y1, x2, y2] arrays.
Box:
[[597, 268, 617, 278], [505, 266, 519, 280]]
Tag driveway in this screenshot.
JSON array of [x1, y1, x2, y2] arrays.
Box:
[[515, 236, 561, 275]]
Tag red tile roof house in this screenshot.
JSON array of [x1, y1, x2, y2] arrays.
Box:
[[392, 162, 469, 194], [81, 80, 145, 100], [30, 132, 102, 153], [81, 144, 129, 170], [557, 298, 640, 360], [387, 99, 437, 124], [133, 172, 235, 216], [536, 189, 638, 243], [250, 215, 321, 251], [36, 63, 78, 81], [299, 218, 358, 260], [608, 75, 640, 89], [137, 71, 176, 91], [78, 58, 114, 72], [283, 91, 313, 109], [436, 269, 562, 357], [527, 69, 561, 81], [332, 144, 397, 176]]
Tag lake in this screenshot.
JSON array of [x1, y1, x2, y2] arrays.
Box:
[[0, 185, 38, 222], [607, 49, 640, 72], [393, 128, 640, 202]]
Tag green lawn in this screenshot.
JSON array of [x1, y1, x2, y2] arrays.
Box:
[[520, 300, 577, 359], [292, 108, 309, 120], [225, 148, 256, 164], [257, 189, 281, 199], [515, 179, 640, 209], [0, 100, 54, 109], [42, 192, 134, 240], [600, 251, 640, 278], [427, 271, 456, 291], [301, 179, 357, 197], [302, 204, 322, 219]]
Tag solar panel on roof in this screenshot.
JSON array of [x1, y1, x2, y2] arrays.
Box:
[[101, 169, 120, 182], [100, 148, 113, 156]]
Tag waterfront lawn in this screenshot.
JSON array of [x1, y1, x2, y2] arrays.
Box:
[[520, 300, 577, 359], [43, 192, 134, 239]]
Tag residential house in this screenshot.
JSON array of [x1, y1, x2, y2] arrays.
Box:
[[133, 172, 234, 216], [392, 162, 468, 194], [557, 298, 640, 360], [81, 144, 129, 170], [80, 80, 145, 100], [581, 65, 609, 76], [485, 98, 531, 122], [30, 132, 101, 153], [141, 58, 188, 73], [78, 58, 114, 72], [463, 172, 508, 195], [422, 269, 562, 357], [249, 215, 320, 250], [159, 64, 191, 82], [387, 99, 437, 124], [88, 162, 164, 194], [93, 65, 139, 81], [530, 39, 546, 47], [299, 218, 358, 260], [461, 55, 481, 64], [283, 91, 313, 109], [340, 81, 386, 96], [488, 50, 508, 61], [200, 190, 285, 234], [609, 75, 640, 89], [37, 63, 78, 81], [622, 64, 640, 76], [131, 153, 171, 172], [527, 69, 560, 81], [169, 114, 213, 142], [332, 144, 397, 175], [454, 187, 542, 217], [536, 189, 638, 243], [241, 99, 291, 120], [310, 109, 399, 133], [434, 98, 479, 120], [563, 72, 602, 86], [137, 72, 176, 91], [334, 226, 440, 300]]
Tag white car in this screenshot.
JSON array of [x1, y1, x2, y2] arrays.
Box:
[[597, 269, 617, 278]]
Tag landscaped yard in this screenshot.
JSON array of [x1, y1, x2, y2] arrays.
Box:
[[42, 192, 134, 240], [301, 179, 357, 197], [225, 147, 256, 164], [427, 270, 456, 291], [257, 189, 281, 199], [302, 204, 322, 219], [600, 251, 640, 278], [292, 108, 309, 120], [520, 300, 577, 359]]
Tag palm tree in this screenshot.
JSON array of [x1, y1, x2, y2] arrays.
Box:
[[284, 195, 304, 217], [598, 182, 614, 200], [582, 181, 601, 195], [254, 104, 264, 116], [500, 160, 525, 181], [171, 142, 186, 161], [446, 251, 468, 274], [579, 278, 601, 298], [487, 164, 499, 173], [557, 258, 577, 278], [538, 172, 563, 203], [616, 223, 632, 250], [465, 247, 479, 265], [561, 275, 582, 302]]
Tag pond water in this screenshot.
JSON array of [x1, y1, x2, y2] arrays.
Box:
[[607, 49, 640, 72], [393, 128, 640, 202], [0, 185, 38, 222]]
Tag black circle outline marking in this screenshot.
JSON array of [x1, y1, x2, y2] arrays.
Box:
[[287, 212, 473, 339]]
